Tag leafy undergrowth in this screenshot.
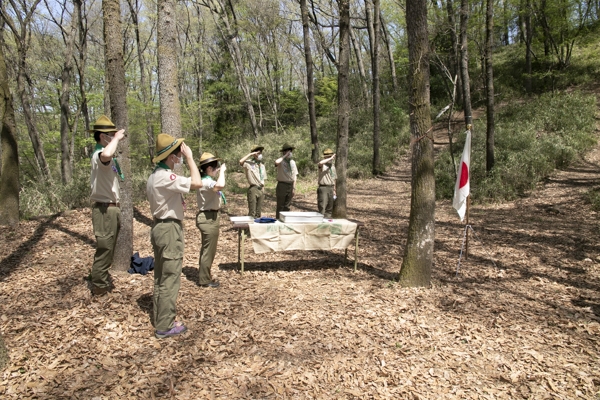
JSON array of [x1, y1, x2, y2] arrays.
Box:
[[0, 144, 600, 398]]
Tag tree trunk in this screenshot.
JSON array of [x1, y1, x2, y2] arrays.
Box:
[[398, 0, 435, 287], [349, 27, 369, 102], [446, 0, 462, 107], [2, 0, 50, 180], [379, 13, 398, 93], [157, 0, 182, 137], [524, 0, 533, 93], [459, 0, 472, 128], [127, 0, 155, 163], [372, 0, 382, 175], [74, 0, 92, 158], [502, 0, 510, 45], [300, 0, 320, 163], [59, 15, 77, 185], [103, 0, 132, 271], [333, 0, 350, 219], [485, 0, 495, 172], [0, 32, 19, 227], [0, 332, 8, 371]]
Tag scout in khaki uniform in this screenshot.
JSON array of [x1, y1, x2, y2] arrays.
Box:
[[89, 115, 125, 296], [317, 148, 337, 218], [238, 145, 266, 218], [196, 153, 227, 288], [147, 134, 202, 339], [274, 143, 298, 220]]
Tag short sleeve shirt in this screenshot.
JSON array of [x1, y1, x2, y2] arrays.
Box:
[[318, 163, 336, 186], [146, 166, 191, 220], [90, 150, 120, 203], [243, 160, 266, 186], [196, 177, 222, 211], [276, 159, 298, 183]]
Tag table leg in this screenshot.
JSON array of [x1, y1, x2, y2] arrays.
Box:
[[240, 228, 246, 274], [354, 228, 360, 272], [344, 248, 348, 265], [237, 229, 241, 270]]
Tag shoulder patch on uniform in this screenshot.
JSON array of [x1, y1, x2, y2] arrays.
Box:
[[170, 174, 176, 181]]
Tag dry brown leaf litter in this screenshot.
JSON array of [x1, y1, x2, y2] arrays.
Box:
[[1, 133, 600, 399]]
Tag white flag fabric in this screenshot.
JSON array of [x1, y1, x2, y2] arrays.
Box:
[[452, 130, 471, 221]]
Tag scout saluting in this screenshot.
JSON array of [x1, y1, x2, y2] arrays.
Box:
[[274, 143, 298, 219], [317, 148, 337, 218], [196, 152, 226, 288], [239, 145, 266, 219], [146, 134, 202, 339], [89, 115, 125, 296]]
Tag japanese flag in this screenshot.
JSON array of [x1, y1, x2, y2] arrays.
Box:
[[453, 130, 471, 221]]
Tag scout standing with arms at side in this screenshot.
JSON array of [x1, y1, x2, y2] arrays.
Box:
[[147, 134, 202, 339], [239, 145, 266, 219], [89, 115, 125, 296], [196, 152, 226, 288], [317, 148, 336, 218], [275, 144, 298, 219]]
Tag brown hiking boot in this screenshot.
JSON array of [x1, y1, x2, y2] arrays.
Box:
[[92, 286, 109, 296]]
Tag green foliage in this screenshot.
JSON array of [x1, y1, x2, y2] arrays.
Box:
[[584, 187, 600, 212], [315, 76, 338, 117], [20, 158, 153, 219], [435, 91, 597, 202]]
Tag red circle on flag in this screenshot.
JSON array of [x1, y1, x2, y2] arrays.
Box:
[[459, 162, 469, 188], [170, 174, 176, 181]]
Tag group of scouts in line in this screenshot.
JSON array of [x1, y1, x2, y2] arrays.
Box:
[[89, 115, 337, 339]]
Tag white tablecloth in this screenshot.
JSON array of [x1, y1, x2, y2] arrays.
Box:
[[248, 219, 358, 254]]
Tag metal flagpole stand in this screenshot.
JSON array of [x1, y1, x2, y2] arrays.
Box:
[[455, 196, 498, 276]]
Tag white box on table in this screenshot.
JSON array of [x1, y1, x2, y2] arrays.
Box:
[[279, 212, 324, 223], [230, 216, 254, 224]]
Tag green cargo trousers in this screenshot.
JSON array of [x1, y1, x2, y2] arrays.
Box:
[[275, 181, 294, 219], [151, 219, 184, 332], [247, 185, 264, 219], [317, 185, 334, 218], [196, 210, 220, 285], [91, 204, 121, 289]]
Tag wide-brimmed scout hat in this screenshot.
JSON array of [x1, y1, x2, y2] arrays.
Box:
[[89, 115, 118, 133], [199, 152, 222, 166], [251, 145, 264, 153], [153, 133, 185, 164], [323, 148, 334, 156], [280, 143, 295, 152]]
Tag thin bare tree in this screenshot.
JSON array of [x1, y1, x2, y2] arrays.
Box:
[[0, 27, 19, 227], [300, 0, 320, 163], [1, 0, 51, 180]]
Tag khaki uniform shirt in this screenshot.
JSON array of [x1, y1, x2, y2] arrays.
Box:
[[276, 159, 298, 183], [318, 163, 336, 186], [146, 166, 191, 220], [90, 149, 120, 203], [243, 160, 266, 187], [197, 177, 222, 211]]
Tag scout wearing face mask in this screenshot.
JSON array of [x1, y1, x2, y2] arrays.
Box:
[[239, 145, 267, 219]]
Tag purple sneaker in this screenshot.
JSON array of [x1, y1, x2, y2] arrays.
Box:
[[155, 322, 187, 339]]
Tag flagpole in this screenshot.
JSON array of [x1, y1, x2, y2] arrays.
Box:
[[465, 195, 470, 259]]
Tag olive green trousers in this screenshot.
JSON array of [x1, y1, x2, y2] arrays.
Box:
[[91, 204, 120, 289], [151, 219, 184, 332]]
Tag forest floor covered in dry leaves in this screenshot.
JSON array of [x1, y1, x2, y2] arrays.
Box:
[[2, 120, 600, 399]]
